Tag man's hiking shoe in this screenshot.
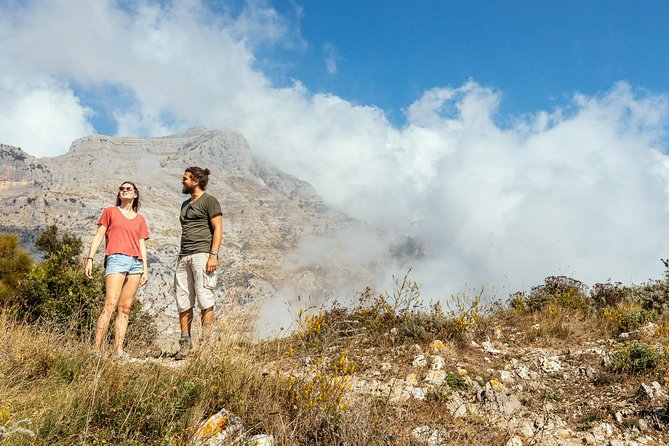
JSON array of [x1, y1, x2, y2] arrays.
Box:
[[175, 337, 192, 360]]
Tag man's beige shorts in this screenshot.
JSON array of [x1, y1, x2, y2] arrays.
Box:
[[174, 253, 216, 312]]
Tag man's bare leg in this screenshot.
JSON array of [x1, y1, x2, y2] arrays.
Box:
[[175, 308, 194, 360], [201, 306, 214, 337], [179, 308, 194, 335]]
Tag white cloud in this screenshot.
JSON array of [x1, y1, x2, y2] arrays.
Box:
[[2, 0, 669, 305], [0, 78, 94, 156], [323, 42, 338, 75], [229, 0, 305, 50]]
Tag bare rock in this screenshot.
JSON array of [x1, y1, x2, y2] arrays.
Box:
[[540, 356, 562, 373], [430, 355, 445, 370], [424, 370, 446, 387], [637, 382, 668, 402], [447, 396, 468, 418], [412, 354, 428, 367], [482, 381, 522, 416]]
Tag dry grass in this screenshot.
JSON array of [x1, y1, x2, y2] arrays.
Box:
[[0, 293, 511, 446], [4, 271, 669, 445], [0, 308, 383, 445]]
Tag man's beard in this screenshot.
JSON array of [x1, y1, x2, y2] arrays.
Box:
[[182, 184, 194, 194]]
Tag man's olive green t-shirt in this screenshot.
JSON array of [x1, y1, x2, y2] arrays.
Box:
[[179, 192, 222, 256]]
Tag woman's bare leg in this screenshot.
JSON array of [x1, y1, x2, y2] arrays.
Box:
[[113, 274, 142, 354], [93, 273, 126, 352]]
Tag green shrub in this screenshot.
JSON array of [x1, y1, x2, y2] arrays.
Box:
[[591, 282, 629, 308], [508, 291, 527, 314], [630, 280, 669, 314], [313, 271, 492, 347], [35, 225, 82, 265], [610, 342, 661, 374], [396, 311, 448, 343], [318, 272, 425, 345], [11, 226, 155, 345], [524, 276, 591, 313], [576, 408, 606, 431], [0, 233, 33, 308], [618, 309, 657, 333], [425, 373, 470, 402], [445, 372, 469, 391], [15, 226, 104, 337], [589, 261, 669, 314], [18, 265, 104, 336]]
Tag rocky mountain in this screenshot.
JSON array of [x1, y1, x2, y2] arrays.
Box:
[[0, 128, 393, 344]]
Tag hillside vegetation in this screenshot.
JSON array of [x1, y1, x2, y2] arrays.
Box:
[[2, 230, 669, 445]]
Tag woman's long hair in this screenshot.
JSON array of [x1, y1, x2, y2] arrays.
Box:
[[115, 181, 140, 212]]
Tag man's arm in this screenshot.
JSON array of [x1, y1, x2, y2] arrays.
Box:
[[206, 214, 223, 274]]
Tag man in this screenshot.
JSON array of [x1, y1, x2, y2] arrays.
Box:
[[174, 166, 223, 360]]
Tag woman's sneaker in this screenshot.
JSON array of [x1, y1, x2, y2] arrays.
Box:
[[175, 337, 192, 360], [112, 351, 138, 363]]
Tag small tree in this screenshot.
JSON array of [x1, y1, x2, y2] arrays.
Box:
[[10, 226, 156, 349], [35, 225, 82, 266], [16, 226, 103, 336], [0, 233, 33, 308]]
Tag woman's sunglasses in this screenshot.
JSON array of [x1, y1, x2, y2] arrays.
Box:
[[119, 186, 135, 192]]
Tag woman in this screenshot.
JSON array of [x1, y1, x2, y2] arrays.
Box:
[[84, 181, 149, 358]]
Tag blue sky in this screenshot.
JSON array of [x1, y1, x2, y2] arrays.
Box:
[[2, 0, 669, 299], [262, 0, 669, 124]]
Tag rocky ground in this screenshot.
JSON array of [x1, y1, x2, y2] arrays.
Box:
[[277, 320, 669, 445], [337, 335, 667, 446], [112, 313, 669, 446]]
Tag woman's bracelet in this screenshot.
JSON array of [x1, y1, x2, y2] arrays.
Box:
[[86, 257, 94, 262]]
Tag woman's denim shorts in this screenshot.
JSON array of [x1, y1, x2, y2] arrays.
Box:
[[105, 254, 144, 276]]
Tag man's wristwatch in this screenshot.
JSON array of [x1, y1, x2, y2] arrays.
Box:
[[210, 250, 218, 256]]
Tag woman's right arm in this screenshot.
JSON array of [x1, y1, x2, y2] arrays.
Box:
[[85, 224, 107, 279]]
